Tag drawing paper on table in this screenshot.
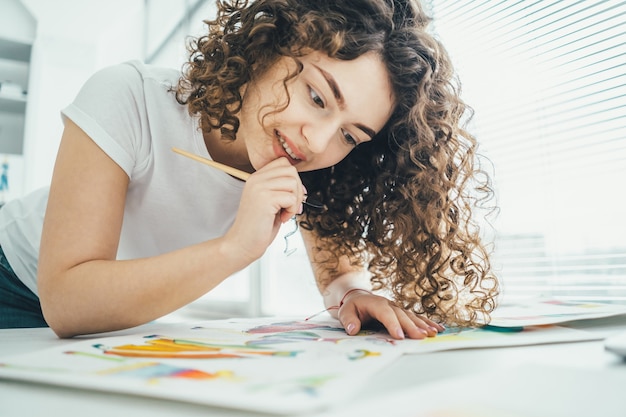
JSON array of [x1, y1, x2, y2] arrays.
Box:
[[397, 323, 601, 355], [0, 317, 402, 415], [489, 299, 626, 327], [0, 316, 601, 414]]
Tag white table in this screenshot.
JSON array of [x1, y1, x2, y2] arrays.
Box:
[[2, 316, 626, 417]]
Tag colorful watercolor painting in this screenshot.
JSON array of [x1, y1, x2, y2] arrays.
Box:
[[0, 318, 403, 414], [0, 316, 602, 414]]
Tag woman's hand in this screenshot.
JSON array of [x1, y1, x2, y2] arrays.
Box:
[[299, 227, 442, 340], [337, 290, 445, 340], [223, 157, 305, 262]]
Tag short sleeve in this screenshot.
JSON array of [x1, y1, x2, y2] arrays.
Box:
[[61, 61, 150, 178]]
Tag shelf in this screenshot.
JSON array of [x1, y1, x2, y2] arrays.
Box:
[[0, 95, 26, 113], [0, 38, 31, 63], [0, 35, 30, 156]]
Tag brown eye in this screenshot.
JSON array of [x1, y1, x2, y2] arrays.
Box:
[[308, 86, 325, 108], [342, 129, 357, 146]]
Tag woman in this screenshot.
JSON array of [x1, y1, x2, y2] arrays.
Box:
[[0, 0, 498, 337]]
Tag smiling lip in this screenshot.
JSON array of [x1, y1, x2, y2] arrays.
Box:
[[275, 130, 306, 163]]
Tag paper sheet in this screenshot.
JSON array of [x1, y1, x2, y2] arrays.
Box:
[[0, 317, 402, 414], [0, 316, 602, 414], [490, 299, 626, 327]]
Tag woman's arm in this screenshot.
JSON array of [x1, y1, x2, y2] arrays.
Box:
[[300, 227, 444, 339], [38, 120, 299, 338], [38, 120, 250, 337]]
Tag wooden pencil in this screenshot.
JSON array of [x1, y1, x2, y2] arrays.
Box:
[[172, 147, 324, 209], [172, 147, 251, 181]]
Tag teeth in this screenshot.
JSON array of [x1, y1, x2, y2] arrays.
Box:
[[278, 133, 300, 160]]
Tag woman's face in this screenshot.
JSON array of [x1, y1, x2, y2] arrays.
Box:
[[237, 51, 395, 172]]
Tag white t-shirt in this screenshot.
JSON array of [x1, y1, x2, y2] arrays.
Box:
[[0, 61, 245, 295]]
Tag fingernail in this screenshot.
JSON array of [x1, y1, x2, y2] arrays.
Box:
[[346, 323, 355, 334], [396, 329, 405, 339]]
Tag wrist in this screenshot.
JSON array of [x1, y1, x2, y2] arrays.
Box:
[[306, 287, 373, 321], [214, 235, 256, 273], [338, 288, 373, 307], [324, 287, 373, 311], [322, 271, 371, 309]]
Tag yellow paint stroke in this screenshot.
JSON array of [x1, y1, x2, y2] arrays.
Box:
[[348, 349, 382, 360], [96, 337, 300, 359]]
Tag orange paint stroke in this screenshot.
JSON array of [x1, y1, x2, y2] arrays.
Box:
[[95, 336, 301, 359]]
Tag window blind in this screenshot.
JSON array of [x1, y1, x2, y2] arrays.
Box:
[[425, 0, 626, 303]]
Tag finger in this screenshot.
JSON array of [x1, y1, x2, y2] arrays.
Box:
[[336, 303, 363, 336], [395, 310, 434, 339], [248, 182, 302, 222], [395, 307, 437, 339], [300, 183, 308, 208], [280, 208, 296, 223], [252, 157, 300, 181], [267, 190, 300, 223], [401, 311, 440, 337], [340, 298, 409, 340], [365, 307, 407, 340], [251, 167, 303, 220], [398, 308, 445, 334], [416, 314, 446, 333]]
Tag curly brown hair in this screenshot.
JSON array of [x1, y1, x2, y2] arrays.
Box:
[[176, 0, 499, 327]]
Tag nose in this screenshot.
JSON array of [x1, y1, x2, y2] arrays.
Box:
[[302, 119, 339, 154]]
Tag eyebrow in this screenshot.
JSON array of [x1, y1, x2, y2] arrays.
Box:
[[312, 64, 377, 139]]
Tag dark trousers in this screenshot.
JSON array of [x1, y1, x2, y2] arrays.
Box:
[[0, 246, 47, 328]]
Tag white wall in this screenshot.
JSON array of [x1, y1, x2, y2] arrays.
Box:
[[145, 0, 217, 68], [19, 0, 144, 194], [0, 0, 35, 43]]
